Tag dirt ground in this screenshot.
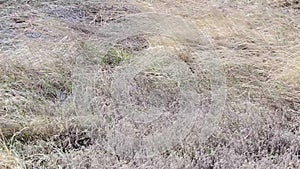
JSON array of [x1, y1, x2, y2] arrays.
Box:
[[0, 0, 299, 168]]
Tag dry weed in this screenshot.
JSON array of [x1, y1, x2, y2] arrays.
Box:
[[0, 0, 299, 168]]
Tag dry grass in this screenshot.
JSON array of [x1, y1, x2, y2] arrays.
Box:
[[0, 0, 299, 168], [0, 150, 22, 169]]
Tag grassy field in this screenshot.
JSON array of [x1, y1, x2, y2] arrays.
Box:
[[0, 0, 299, 168]]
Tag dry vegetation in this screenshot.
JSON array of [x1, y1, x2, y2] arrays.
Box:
[[0, 0, 299, 168]]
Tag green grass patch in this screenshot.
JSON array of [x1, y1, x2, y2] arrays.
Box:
[[100, 47, 130, 66]]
